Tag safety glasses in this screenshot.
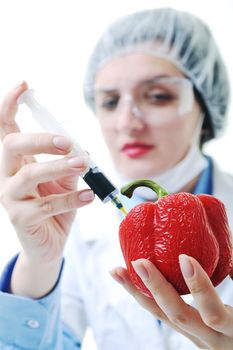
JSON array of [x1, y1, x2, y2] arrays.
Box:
[[92, 76, 194, 126]]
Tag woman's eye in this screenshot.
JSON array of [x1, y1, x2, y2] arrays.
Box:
[[101, 96, 119, 110], [146, 91, 175, 104]]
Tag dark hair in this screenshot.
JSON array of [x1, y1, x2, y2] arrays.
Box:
[[193, 87, 214, 147]]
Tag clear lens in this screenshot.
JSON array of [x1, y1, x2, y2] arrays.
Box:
[[93, 76, 194, 126]]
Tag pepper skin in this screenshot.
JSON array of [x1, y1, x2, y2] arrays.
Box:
[[119, 179, 233, 296]]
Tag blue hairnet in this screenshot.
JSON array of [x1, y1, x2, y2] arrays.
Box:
[[83, 7, 230, 142]]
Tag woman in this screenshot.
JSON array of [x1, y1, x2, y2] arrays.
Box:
[[0, 7, 232, 350]]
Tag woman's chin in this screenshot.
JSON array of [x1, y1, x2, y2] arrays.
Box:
[[119, 168, 159, 180]]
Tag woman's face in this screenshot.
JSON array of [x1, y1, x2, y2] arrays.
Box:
[[94, 53, 202, 179]]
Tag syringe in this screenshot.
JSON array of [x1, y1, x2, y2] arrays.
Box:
[[17, 89, 127, 216]]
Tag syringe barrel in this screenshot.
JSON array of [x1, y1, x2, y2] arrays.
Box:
[[18, 89, 119, 203]]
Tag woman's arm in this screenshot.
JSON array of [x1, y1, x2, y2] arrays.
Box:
[[0, 82, 94, 299], [0, 82, 93, 348]]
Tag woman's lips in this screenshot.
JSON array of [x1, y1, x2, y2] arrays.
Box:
[[121, 142, 154, 158]]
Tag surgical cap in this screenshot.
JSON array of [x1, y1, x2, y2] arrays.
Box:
[[83, 7, 230, 141]]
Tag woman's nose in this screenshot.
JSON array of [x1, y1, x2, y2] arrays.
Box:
[[115, 102, 145, 132]]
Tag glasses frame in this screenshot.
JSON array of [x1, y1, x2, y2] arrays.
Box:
[[88, 76, 194, 126]]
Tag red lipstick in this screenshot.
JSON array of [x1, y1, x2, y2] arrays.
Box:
[[121, 141, 154, 158]]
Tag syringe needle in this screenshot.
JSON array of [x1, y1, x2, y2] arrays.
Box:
[[109, 194, 128, 216]]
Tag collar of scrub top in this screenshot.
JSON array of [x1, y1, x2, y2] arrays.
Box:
[[119, 155, 213, 211]]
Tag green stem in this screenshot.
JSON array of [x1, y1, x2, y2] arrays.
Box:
[[120, 179, 169, 201]]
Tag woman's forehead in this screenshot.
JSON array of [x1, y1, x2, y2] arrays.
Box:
[[95, 52, 185, 89], [94, 75, 180, 95]]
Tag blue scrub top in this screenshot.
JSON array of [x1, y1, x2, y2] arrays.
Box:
[[193, 156, 213, 195]]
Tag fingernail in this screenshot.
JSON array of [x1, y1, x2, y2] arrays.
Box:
[[110, 271, 125, 285], [14, 81, 25, 89], [79, 190, 94, 202], [67, 156, 88, 168], [131, 260, 149, 280], [179, 254, 194, 278], [53, 136, 72, 151]]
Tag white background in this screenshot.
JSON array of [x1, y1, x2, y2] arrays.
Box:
[[0, 0, 232, 348]]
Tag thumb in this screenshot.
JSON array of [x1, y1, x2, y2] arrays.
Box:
[[0, 81, 28, 140]]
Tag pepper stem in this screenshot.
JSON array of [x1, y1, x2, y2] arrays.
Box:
[[120, 179, 169, 201]]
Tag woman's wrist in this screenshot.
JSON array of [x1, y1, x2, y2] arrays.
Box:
[[10, 251, 63, 299]]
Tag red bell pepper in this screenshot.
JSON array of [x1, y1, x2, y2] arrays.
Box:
[[119, 179, 233, 296]]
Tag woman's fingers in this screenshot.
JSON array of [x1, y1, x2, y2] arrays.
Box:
[[0, 82, 28, 140], [38, 189, 94, 221], [110, 266, 169, 321], [11, 189, 94, 227], [39, 173, 79, 196], [1, 132, 73, 176], [111, 257, 233, 349], [4, 156, 88, 200], [110, 266, 207, 349], [131, 258, 219, 346], [179, 254, 233, 337]]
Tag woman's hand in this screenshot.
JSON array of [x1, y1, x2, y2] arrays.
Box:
[[0, 82, 94, 297], [111, 255, 233, 349]]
